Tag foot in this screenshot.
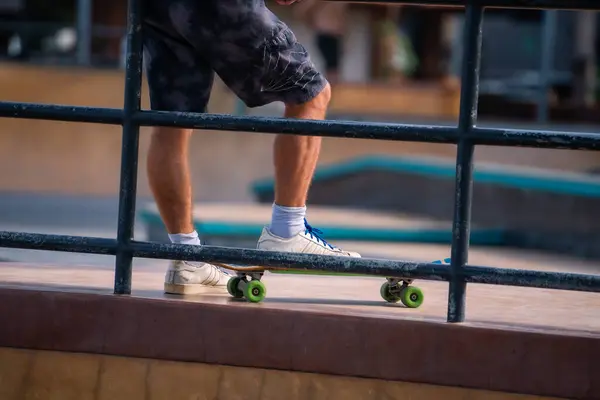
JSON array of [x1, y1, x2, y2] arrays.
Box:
[[257, 219, 361, 257], [164, 260, 232, 295]]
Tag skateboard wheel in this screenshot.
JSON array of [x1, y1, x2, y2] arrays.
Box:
[[244, 280, 266, 303], [227, 277, 244, 299], [380, 282, 400, 303], [399, 286, 424, 308]]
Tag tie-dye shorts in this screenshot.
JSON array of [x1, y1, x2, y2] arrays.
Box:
[[142, 0, 328, 112]]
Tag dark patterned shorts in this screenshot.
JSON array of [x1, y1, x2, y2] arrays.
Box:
[[142, 0, 328, 112]]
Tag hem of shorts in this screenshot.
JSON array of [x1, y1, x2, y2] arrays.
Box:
[[244, 78, 329, 109], [148, 104, 208, 114]]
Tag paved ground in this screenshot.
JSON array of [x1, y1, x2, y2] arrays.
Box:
[[1, 194, 598, 334], [1, 242, 599, 335]]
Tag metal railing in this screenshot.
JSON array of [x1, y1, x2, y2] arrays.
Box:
[[1, 0, 599, 323]]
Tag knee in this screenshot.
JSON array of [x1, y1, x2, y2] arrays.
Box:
[[286, 82, 331, 117], [313, 82, 332, 110]]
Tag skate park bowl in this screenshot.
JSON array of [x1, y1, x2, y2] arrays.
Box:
[[252, 155, 600, 259], [1, 0, 600, 399]]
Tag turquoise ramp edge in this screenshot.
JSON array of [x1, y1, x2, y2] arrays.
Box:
[[139, 209, 507, 246], [251, 155, 600, 197]]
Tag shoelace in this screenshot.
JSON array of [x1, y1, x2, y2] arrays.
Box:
[[304, 219, 335, 250]]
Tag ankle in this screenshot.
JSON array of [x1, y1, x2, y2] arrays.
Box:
[[269, 203, 306, 238], [168, 231, 201, 246]]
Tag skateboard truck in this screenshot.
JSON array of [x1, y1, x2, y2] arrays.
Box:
[[226, 271, 267, 303], [380, 278, 423, 308]]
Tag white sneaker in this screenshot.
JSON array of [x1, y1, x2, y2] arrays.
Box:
[[257, 220, 361, 258], [164, 260, 232, 295]]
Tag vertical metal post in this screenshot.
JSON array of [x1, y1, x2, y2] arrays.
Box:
[[76, 0, 93, 65], [447, 3, 484, 323], [114, 0, 143, 295], [538, 10, 557, 123]]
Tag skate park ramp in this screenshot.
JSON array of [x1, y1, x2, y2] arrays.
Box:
[[139, 202, 507, 248], [252, 155, 600, 259], [0, 241, 598, 400]]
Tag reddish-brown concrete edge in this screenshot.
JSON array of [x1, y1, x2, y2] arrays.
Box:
[[0, 286, 597, 399]]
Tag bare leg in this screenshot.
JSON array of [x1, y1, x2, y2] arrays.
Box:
[[259, 82, 359, 256], [146, 127, 195, 235], [148, 126, 231, 291], [274, 83, 331, 207]]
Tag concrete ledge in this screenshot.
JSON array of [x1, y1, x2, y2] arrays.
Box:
[[0, 347, 563, 400], [0, 286, 597, 399]]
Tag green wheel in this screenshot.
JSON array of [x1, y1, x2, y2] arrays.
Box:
[[380, 282, 400, 303], [227, 277, 244, 299], [244, 280, 266, 303], [399, 286, 424, 308]]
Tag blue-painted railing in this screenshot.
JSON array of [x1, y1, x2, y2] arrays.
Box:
[[0, 0, 599, 323]]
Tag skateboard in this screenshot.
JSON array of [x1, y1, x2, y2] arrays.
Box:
[[215, 257, 451, 307]]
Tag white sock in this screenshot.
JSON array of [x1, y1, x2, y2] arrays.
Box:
[[269, 203, 306, 238], [168, 231, 201, 246]]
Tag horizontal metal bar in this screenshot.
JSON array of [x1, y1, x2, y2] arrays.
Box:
[[464, 265, 599, 292], [132, 241, 600, 292], [1, 231, 598, 293], [135, 242, 451, 280], [1, 102, 599, 150], [0, 231, 449, 281], [0, 231, 118, 255], [0, 102, 123, 125], [136, 110, 600, 150], [336, 0, 599, 11], [135, 110, 459, 142], [472, 126, 600, 149]]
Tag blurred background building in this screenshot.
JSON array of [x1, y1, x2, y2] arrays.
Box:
[[1, 1, 599, 119], [0, 1, 598, 121]]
